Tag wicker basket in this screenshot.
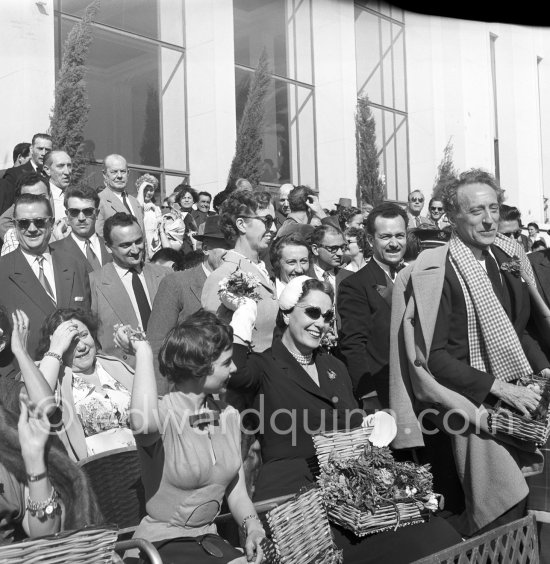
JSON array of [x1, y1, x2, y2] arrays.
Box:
[[260, 487, 343, 564], [313, 426, 434, 537], [0, 526, 118, 564], [488, 373, 550, 446]]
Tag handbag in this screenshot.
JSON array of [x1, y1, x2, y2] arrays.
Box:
[[147, 533, 244, 564]]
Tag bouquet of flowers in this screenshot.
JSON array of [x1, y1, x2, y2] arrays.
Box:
[[318, 442, 438, 516], [320, 327, 338, 352], [218, 268, 263, 307]]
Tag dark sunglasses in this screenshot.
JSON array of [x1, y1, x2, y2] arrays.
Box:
[[502, 230, 522, 238], [67, 207, 96, 218], [240, 215, 274, 230], [430, 206, 443, 211], [13, 217, 52, 230], [295, 304, 334, 324], [319, 243, 349, 254], [410, 198, 424, 203]]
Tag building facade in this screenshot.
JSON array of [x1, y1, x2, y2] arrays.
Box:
[[1, 0, 550, 221]]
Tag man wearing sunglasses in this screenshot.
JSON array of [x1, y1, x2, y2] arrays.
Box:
[[498, 204, 530, 253], [0, 193, 91, 360], [406, 190, 427, 228], [50, 184, 112, 272], [338, 203, 408, 411], [426, 197, 451, 230]]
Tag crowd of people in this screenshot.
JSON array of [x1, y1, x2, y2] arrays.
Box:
[[0, 132, 549, 562]]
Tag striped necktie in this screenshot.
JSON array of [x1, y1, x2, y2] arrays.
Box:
[[36, 255, 56, 305]]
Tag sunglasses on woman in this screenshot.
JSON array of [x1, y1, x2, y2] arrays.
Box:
[[239, 215, 274, 230], [295, 304, 334, 324]]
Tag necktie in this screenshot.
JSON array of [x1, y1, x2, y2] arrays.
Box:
[[482, 250, 505, 306], [36, 256, 56, 305], [85, 239, 101, 271], [131, 269, 151, 330], [121, 191, 133, 215], [389, 261, 405, 280]]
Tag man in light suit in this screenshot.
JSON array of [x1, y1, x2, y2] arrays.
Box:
[[96, 154, 144, 238], [338, 203, 408, 410], [90, 212, 168, 367], [0, 193, 91, 360], [147, 214, 232, 393], [50, 184, 112, 272]]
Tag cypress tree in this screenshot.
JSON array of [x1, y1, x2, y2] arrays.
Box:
[[49, 0, 100, 183], [433, 137, 459, 199], [356, 95, 385, 206], [228, 48, 271, 188]]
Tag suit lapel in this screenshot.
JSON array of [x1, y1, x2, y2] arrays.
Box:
[[492, 246, 519, 321], [143, 264, 162, 298], [50, 246, 74, 307], [98, 263, 139, 326], [8, 249, 56, 314], [189, 264, 207, 303], [367, 260, 393, 308], [98, 237, 111, 265], [532, 252, 550, 307]]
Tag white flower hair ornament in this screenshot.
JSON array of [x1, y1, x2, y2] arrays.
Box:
[[278, 275, 315, 312]]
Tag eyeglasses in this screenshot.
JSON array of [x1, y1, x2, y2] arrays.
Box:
[[502, 230, 522, 238], [67, 207, 96, 218], [430, 207, 443, 212], [295, 304, 334, 324], [318, 244, 349, 254], [410, 198, 424, 203], [13, 217, 52, 230], [239, 215, 274, 230]]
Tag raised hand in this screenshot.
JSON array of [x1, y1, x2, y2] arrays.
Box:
[[18, 390, 51, 458], [10, 310, 30, 358], [48, 320, 79, 357]]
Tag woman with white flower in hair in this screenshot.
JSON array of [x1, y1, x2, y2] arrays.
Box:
[[136, 173, 162, 256], [226, 276, 462, 563]]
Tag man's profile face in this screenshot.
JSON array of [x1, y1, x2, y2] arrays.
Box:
[[14, 201, 52, 255], [498, 219, 522, 241], [408, 192, 424, 215], [368, 215, 407, 266], [44, 152, 72, 190], [429, 200, 444, 221], [107, 223, 145, 268], [103, 156, 128, 193], [30, 137, 52, 167], [313, 232, 347, 270], [197, 195, 211, 213], [453, 183, 500, 251]]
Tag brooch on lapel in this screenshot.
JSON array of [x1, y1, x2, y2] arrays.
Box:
[[500, 255, 522, 277], [189, 411, 220, 428], [327, 369, 337, 380]]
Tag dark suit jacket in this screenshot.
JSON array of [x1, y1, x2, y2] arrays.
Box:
[[0, 246, 91, 359], [428, 247, 549, 405], [147, 263, 207, 393], [229, 338, 362, 501], [2, 160, 35, 189], [50, 234, 112, 273], [90, 262, 168, 367], [337, 259, 393, 404], [529, 248, 550, 308]]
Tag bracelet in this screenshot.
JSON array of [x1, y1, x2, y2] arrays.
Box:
[[27, 471, 48, 482], [26, 488, 60, 520], [241, 514, 261, 530], [43, 351, 63, 364]]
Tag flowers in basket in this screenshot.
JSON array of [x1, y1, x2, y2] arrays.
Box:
[[218, 268, 263, 307], [318, 442, 438, 515]]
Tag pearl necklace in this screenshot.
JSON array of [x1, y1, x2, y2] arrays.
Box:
[[289, 350, 313, 365]]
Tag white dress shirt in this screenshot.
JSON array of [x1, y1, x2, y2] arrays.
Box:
[[112, 262, 152, 323], [49, 182, 66, 221], [21, 249, 57, 302], [71, 232, 103, 265]]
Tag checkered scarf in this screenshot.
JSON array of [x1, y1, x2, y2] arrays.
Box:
[[448, 232, 535, 382]]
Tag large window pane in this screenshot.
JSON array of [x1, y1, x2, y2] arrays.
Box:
[[395, 114, 409, 200], [393, 25, 406, 111], [381, 18, 393, 108], [61, 18, 161, 167], [355, 8, 382, 102], [60, 0, 160, 40], [293, 86, 316, 186]]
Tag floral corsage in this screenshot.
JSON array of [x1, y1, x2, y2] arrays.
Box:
[[500, 255, 522, 277]]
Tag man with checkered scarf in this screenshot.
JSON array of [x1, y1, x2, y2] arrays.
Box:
[[389, 169, 549, 538]]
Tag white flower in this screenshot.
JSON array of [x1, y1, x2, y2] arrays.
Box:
[[424, 494, 439, 511]]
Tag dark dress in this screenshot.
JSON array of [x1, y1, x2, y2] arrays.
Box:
[[229, 339, 462, 563]]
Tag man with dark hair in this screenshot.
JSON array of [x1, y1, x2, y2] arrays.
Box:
[[390, 168, 549, 537], [426, 197, 451, 230], [498, 204, 530, 252], [191, 190, 215, 227], [0, 173, 51, 254], [3, 133, 51, 189], [0, 193, 90, 359], [50, 184, 112, 272], [90, 212, 168, 367], [147, 214, 232, 392], [338, 202, 408, 408]]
